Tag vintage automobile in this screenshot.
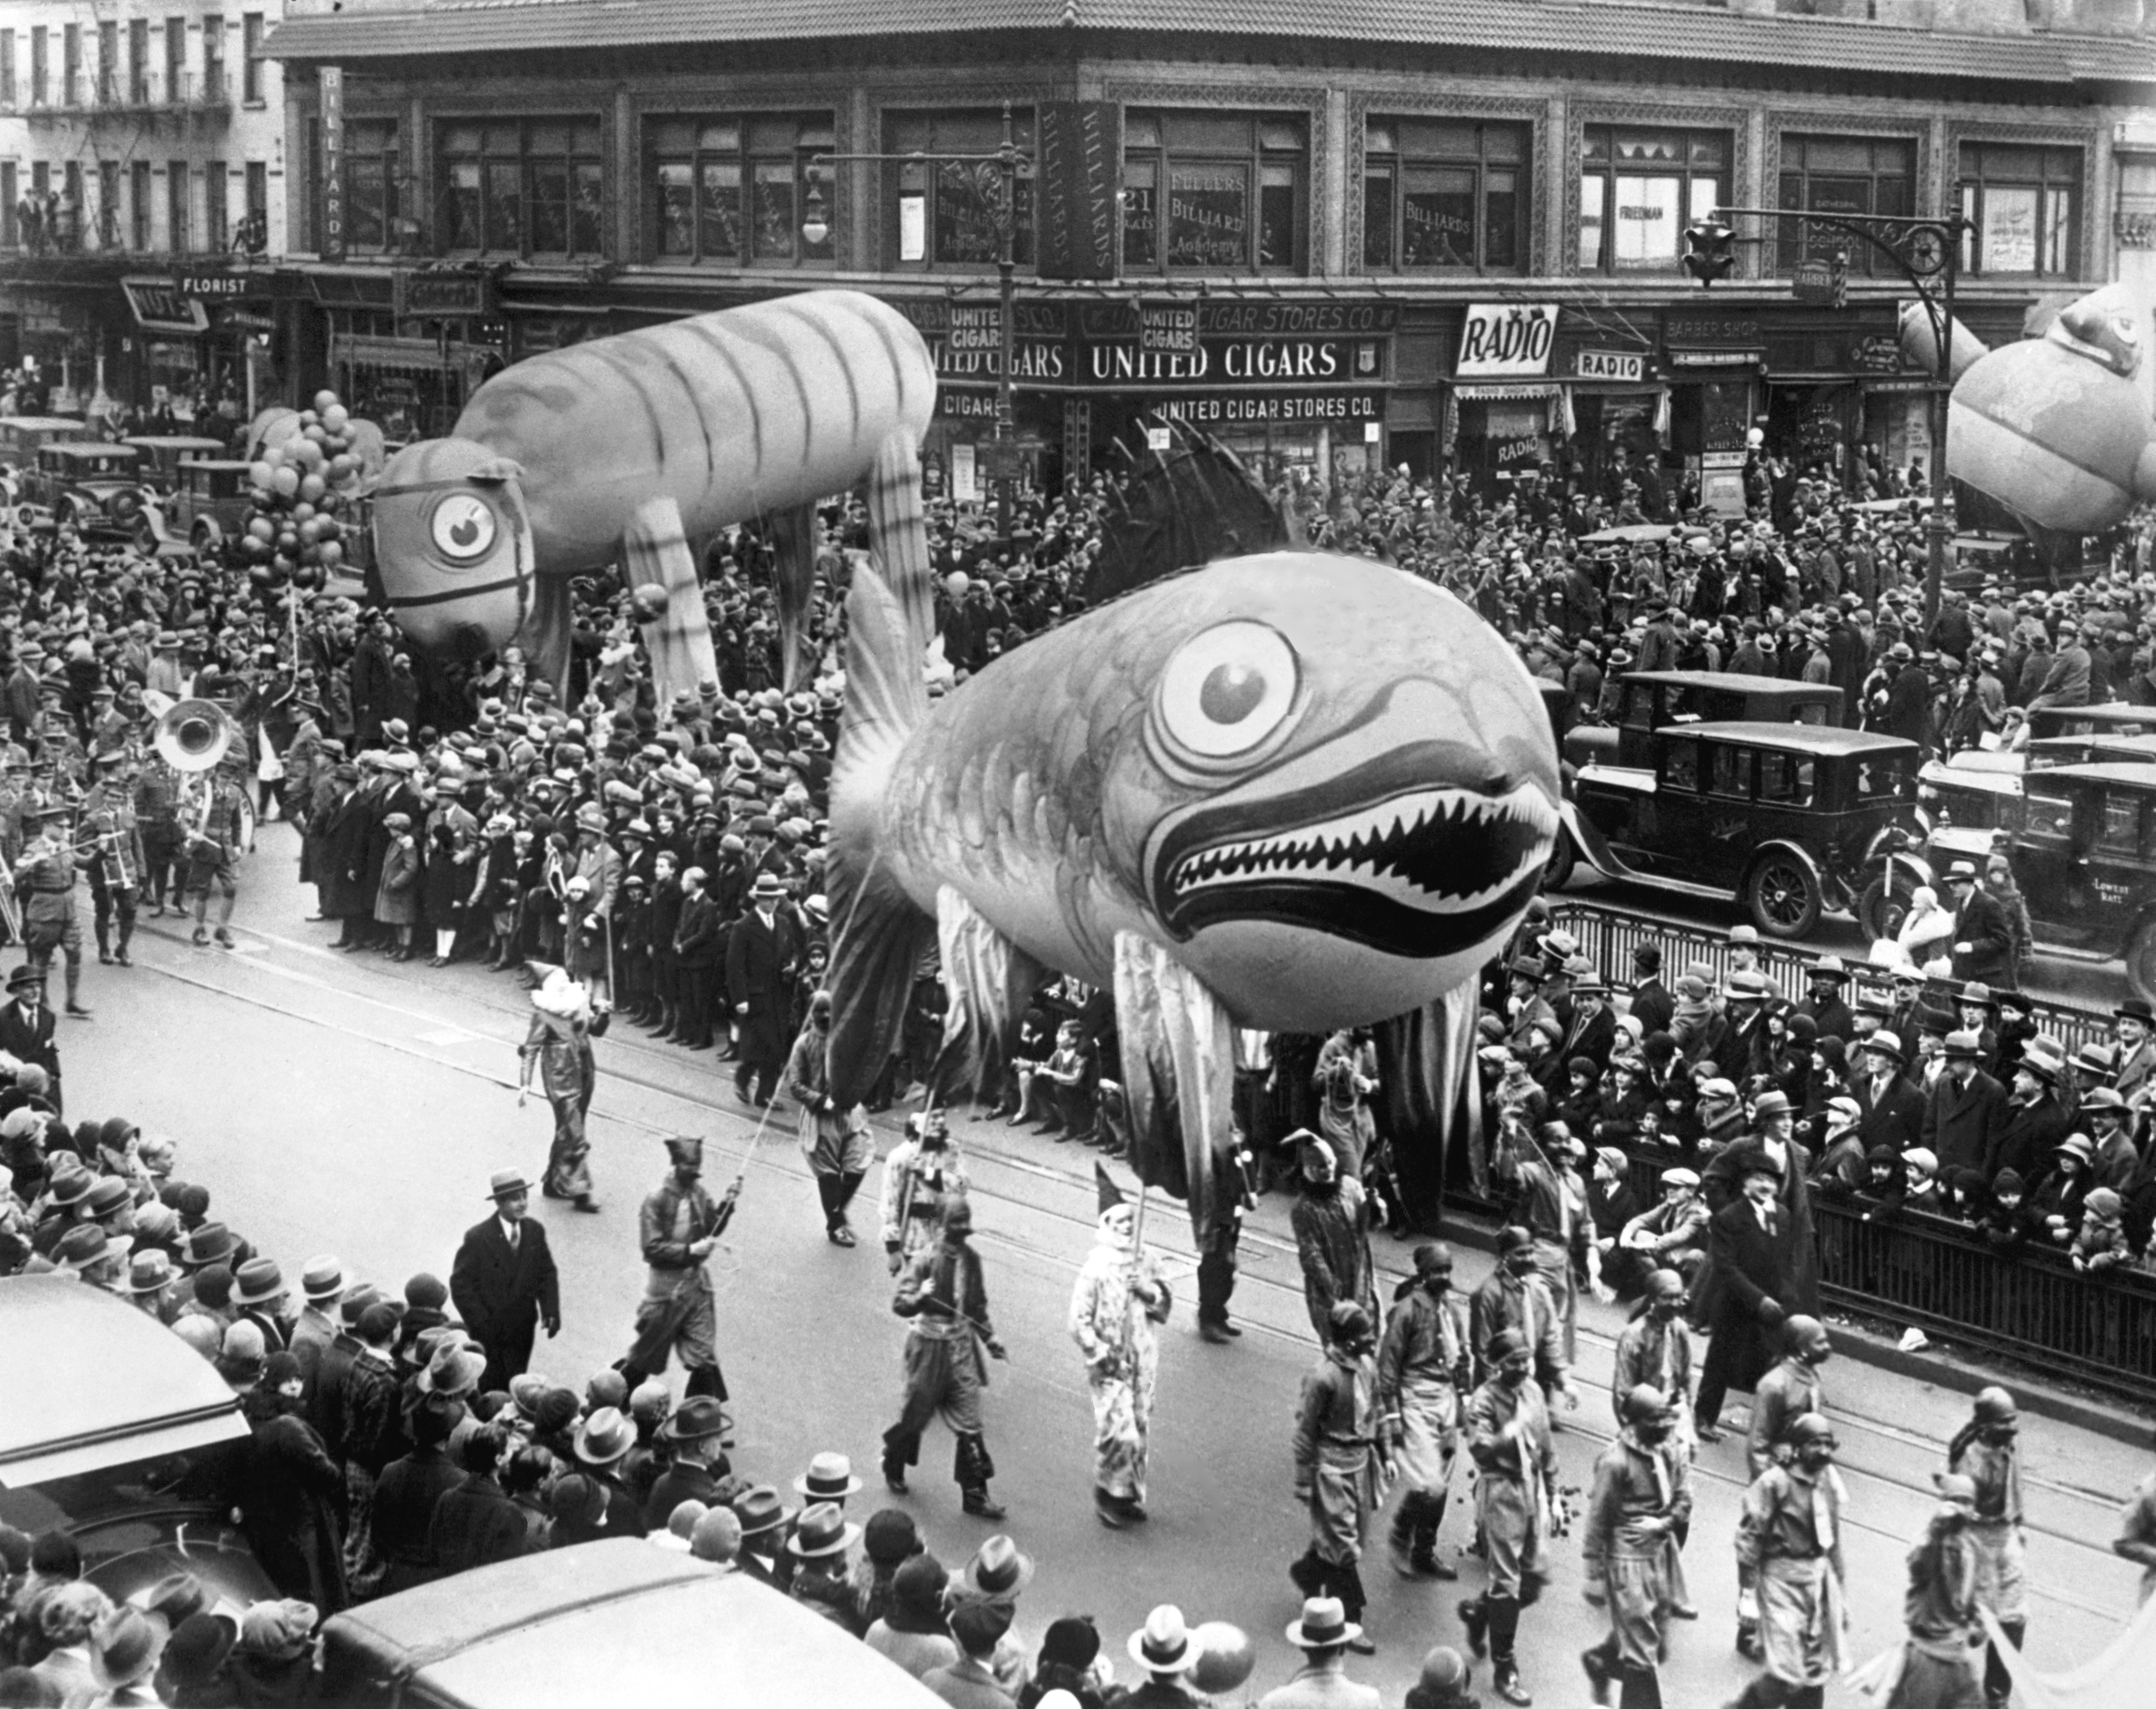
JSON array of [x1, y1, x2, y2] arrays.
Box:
[[124, 434, 233, 494], [0, 416, 92, 505], [11, 441, 148, 538], [1913, 731, 2156, 850], [319, 1538, 945, 1708], [1545, 719, 1928, 938], [2025, 700, 2156, 741], [1562, 670, 1843, 771], [1927, 760, 2156, 1002], [0, 1274, 277, 1609], [134, 457, 258, 557]]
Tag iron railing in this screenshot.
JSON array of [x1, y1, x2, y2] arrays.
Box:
[[1546, 899, 2119, 1057]]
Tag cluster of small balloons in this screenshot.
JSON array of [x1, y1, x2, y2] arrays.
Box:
[[238, 389, 363, 589]]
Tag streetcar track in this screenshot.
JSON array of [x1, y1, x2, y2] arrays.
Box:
[[131, 925, 2137, 1607]]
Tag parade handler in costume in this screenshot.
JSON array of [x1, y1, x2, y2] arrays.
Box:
[[519, 962, 602, 1211], [622, 1135, 739, 1402], [787, 988, 873, 1247], [1581, 1385, 1692, 1709], [882, 1195, 1009, 1519], [370, 290, 936, 699], [879, 1109, 969, 1275], [1290, 1300, 1390, 1649], [1729, 1412, 1850, 1709], [1067, 1164, 1171, 1531], [1377, 1241, 1471, 1581], [1458, 1328, 1560, 1707]]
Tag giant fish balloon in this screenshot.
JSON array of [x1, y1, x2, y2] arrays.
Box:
[[826, 439, 1561, 1239], [369, 290, 935, 701], [1909, 284, 2156, 537]]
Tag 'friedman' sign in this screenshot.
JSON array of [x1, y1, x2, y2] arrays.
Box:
[[1457, 302, 1559, 378]]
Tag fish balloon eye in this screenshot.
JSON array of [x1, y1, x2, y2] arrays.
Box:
[[1155, 620, 1300, 761], [430, 493, 498, 563]]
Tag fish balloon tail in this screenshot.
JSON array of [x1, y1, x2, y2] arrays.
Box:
[[824, 452, 938, 1107]]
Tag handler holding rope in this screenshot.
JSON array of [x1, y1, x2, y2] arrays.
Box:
[[619, 1133, 742, 1404]]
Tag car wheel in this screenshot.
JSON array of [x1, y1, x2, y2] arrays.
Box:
[[1542, 828, 1576, 894], [1747, 852, 1821, 939], [2128, 921, 2156, 1009], [135, 518, 159, 555], [1857, 874, 1913, 942]]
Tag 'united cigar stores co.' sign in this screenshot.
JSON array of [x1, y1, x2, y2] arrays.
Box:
[[894, 297, 1395, 390]]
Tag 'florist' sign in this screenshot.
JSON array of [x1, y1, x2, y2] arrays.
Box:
[[1457, 302, 1559, 378]]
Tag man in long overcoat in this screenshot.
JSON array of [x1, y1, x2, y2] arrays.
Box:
[[450, 1169, 561, 1390]]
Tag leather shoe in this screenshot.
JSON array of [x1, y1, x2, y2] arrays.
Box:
[[573, 1198, 601, 1213], [1199, 1321, 1235, 1345], [1345, 1635, 1376, 1656], [961, 1493, 1006, 1520]]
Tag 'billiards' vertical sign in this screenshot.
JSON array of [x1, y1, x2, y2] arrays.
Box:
[[320, 65, 345, 261]]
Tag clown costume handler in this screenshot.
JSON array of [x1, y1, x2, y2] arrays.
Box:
[[520, 961, 603, 1212], [1068, 1165, 1171, 1531]]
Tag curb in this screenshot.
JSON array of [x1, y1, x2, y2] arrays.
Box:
[[1437, 1203, 2156, 1448]]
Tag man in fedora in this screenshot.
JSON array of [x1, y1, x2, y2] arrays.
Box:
[[568, 802, 621, 1007], [2081, 1087, 2141, 1191], [730, 1484, 792, 1585], [570, 1404, 648, 1538], [1853, 1032, 1924, 1155], [288, 1256, 346, 1399], [786, 1501, 865, 1633], [0, 963, 62, 1114], [1796, 956, 1854, 1045], [233, 1258, 292, 1354], [726, 869, 801, 1106], [1943, 860, 2015, 986], [2115, 998, 2156, 1108], [450, 1170, 561, 1391], [1986, 1037, 2070, 1187], [623, 1135, 738, 1403], [1120, 1604, 1212, 1707], [644, 1397, 733, 1528], [1923, 1030, 2007, 1180], [1695, 1151, 1805, 1446]]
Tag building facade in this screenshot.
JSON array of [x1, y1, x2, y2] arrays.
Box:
[[257, 0, 2156, 505], [0, 0, 292, 418]]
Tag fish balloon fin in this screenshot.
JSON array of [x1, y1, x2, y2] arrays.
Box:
[[623, 495, 721, 711], [1112, 932, 1233, 1246], [516, 571, 576, 702], [924, 887, 1049, 1107], [864, 429, 937, 666], [767, 500, 819, 694], [1372, 983, 1481, 1230]]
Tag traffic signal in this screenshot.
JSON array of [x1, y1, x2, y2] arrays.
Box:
[[1682, 218, 1736, 286]]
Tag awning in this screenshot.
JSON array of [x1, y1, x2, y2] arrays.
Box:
[[122, 278, 208, 336], [332, 333, 442, 377], [1448, 381, 1564, 400]]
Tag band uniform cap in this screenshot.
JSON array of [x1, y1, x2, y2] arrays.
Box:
[[960, 1533, 1035, 1598], [785, 1502, 861, 1560], [232, 1258, 286, 1306], [1128, 1605, 1199, 1673], [1285, 1596, 1363, 1651], [299, 1256, 345, 1301], [794, 1451, 864, 1500], [487, 1170, 530, 1200]]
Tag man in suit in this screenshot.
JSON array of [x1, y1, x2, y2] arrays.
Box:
[[1694, 1151, 1804, 1443], [1795, 956, 1855, 1045], [1854, 1031, 1925, 1154], [671, 866, 721, 1050], [449, 1170, 561, 1391], [1944, 861, 2015, 986], [2114, 998, 2156, 1111], [1626, 944, 1674, 1038], [1557, 971, 1617, 1076], [0, 963, 62, 1114], [1922, 1029, 2007, 1177], [726, 870, 802, 1107]]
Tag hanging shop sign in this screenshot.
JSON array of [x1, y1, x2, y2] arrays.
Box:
[[122, 278, 210, 336], [394, 267, 500, 322], [1456, 302, 1559, 378], [320, 66, 346, 264], [1574, 348, 1646, 383], [1139, 301, 1198, 353], [1034, 100, 1119, 282]]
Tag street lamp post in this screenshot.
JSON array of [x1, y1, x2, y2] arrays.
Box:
[[805, 103, 1029, 537], [1693, 207, 1972, 631]]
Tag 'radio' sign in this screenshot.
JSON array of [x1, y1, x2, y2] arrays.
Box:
[[1457, 302, 1559, 378]]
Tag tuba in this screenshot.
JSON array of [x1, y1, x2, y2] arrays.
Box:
[[154, 699, 235, 775]]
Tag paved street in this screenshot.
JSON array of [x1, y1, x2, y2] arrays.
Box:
[[55, 825, 2154, 1704]]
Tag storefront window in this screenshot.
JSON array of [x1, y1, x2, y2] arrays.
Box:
[[881, 109, 1033, 270], [1959, 142, 2080, 278], [647, 113, 832, 265], [1364, 118, 1526, 273], [1579, 125, 1726, 274], [1122, 109, 1306, 275], [1776, 134, 1913, 275], [437, 118, 605, 259], [345, 118, 397, 253]]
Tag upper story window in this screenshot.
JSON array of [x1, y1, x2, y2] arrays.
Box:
[[1777, 134, 1913, 276], [347, 117, 398, 252], [1363, 116, 1527, 273], [650, 112, 833, 266], [439, 118, 604, 258], [880, 109, 1033, 270], [1123, 109, 1306, 275], [1960, 142, 2081, 278], [1580, 125, 1728, 274]]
